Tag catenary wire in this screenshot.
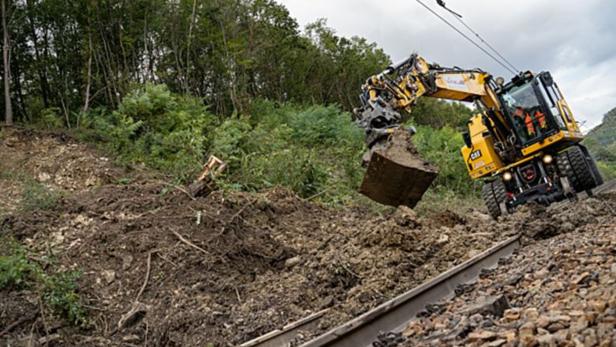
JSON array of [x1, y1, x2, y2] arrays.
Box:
[[415, 0, 517, 75], [448, 9, 520, 73]]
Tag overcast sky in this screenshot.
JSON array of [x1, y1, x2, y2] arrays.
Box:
[[278, 0, 616, 130]]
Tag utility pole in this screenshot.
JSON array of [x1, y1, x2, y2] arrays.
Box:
[[2, 0, 13, 126]]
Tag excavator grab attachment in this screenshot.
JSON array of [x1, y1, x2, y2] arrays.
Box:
[[359, 129, 438, 208]]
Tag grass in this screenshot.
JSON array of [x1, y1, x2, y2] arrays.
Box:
[[0, 236, 88, 327], [20, 180, 63, 212]]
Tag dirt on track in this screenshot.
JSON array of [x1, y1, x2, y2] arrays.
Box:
[[2, 129, 611, 347]]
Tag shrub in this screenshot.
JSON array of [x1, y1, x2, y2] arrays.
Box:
[[413, 125, 480, 197], [81, 84, 217, 180], [0, 237, 87, 327]]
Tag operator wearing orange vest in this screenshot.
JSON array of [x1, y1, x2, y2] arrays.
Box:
[[514, 107, 547, 138]]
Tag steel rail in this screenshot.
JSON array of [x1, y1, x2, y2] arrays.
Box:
[[300, 235, 521, 347], [240, 309, 329, 347]]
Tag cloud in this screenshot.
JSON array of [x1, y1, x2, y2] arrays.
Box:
[[278, 0, 616, 129]]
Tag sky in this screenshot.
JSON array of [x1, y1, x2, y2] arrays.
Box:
[[277, 0, 616, 130]]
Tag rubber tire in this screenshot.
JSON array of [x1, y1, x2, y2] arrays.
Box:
[[556, 145, 597, 193], [579, 146, 604, 187], [482, 180, 507, 219]]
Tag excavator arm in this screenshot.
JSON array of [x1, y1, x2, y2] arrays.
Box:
[[354, 54, 510, 148], [354, 54, 520, 207]]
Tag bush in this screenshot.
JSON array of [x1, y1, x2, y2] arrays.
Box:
[[81, 84, 217, 180], [413, 125, 480, 197], [0, 237, 87, 327], [79, 86, 478, 206]]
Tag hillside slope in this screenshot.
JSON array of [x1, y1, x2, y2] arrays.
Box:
[[585, 107, 616, 179]]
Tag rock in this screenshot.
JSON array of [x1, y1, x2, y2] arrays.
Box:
[[393, 206, 420, 227], [570, 317, 589, 334], [284, 256, 301, 268], [519, 321, 536, 344], [536, 334, 556, 346], [503, 308, 521, 322], [523, 308, 539, 320], [463, 295, 510, 318], [437, 233, 449, 244], [572, 272, 590, 286], [482, 338, 507, 347], [102, 270, 116, 284], [467, 330, 497, 342], [122, 335, 141, 343], [536, 316, 551, 329]]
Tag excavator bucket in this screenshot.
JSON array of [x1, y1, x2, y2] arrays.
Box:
[[359, 129, 438, 208]]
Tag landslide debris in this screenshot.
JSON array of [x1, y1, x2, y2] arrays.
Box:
[[2, 129, 613, 347], [1, 129, 509, 346]]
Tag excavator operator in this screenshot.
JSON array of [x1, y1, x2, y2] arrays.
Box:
[[514, 106, 547, 140]]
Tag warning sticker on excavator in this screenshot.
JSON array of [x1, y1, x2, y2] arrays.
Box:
[[444, 76, 468, 90]]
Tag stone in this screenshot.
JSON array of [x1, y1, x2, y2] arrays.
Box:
[[468, 330, 497, 342], [519, 321, 536, 343], [572, 272, 590, 285], [284, 256, 301, 268], [523, 308, 540, 320], [463, 295, 510, 318], [570, 317, 589, 334], [482, 339, 507, 347], [537, 316, 551, 329], [102, 270, 116, 284], [536, 334, 556, 346], [122, 335, 141, 343], [503, 308, 522, 322]]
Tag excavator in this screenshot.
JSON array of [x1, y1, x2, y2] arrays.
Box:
[[354, 53, 603, 218]]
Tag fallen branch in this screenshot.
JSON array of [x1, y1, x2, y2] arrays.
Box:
[[0, 309, 39, 337], [134, 251, 154, 304], [171, 230, 210, 256]]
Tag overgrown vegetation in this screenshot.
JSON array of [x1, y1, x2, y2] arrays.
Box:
[[0, 238, 87, 327], [20, 180, 63, 212], [586, 107, 616, 179], [79, 84, 476, 205]]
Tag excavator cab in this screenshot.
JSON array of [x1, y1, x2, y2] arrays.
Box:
[[497, 71, 582, 150]]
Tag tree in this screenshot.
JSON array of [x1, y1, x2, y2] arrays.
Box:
[[2, 0, 12, 126]]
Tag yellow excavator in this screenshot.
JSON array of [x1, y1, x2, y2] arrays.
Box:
[[355, 54, 603, 218]]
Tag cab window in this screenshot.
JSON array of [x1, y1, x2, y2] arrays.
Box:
[[501, 83, 548, 144]]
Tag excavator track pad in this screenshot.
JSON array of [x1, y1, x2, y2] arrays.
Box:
[[360, 129, 438, 208]]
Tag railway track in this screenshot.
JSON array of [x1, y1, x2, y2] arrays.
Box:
[[242, 180, 614, 347], [242, 235, 520, 347]]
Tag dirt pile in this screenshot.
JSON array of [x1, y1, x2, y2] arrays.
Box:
[[3, 129, 611, 347], [0, 129, 512, 346]]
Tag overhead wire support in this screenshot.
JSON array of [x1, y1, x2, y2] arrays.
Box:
[[415, 0, 517, 75]]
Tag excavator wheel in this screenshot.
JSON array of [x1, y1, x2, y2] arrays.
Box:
[[481, 180, 507, 219], [556, 145, 600, 193]]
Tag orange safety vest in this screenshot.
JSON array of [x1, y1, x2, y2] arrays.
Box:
[[523, 111, 547, 135], [524, 113, 535, 135], [535, 111, 547, 128]]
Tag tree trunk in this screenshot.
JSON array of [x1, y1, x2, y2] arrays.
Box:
[[2, 0, 13, 126], [83, 33, 93, 115]]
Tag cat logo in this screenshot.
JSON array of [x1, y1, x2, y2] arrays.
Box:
[[470, 150, 482, 161]]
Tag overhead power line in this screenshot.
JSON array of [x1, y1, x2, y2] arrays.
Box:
[[415, 0, 518, 75], [440, 2, 520, 73]]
